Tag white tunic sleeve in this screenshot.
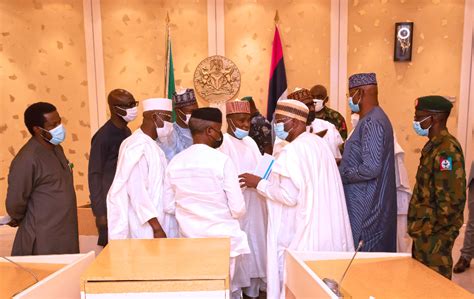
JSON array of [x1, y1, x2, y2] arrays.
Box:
[[162, 171, 176, 215], [256, 172, 299, 207], [223, 159, 246, 219], [126, 158, 159, 225]]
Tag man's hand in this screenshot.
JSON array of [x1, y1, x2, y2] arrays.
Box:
[[7, 219, 19, 227], [148, 217, 167, 238], [239, 173, 262, 189], [95, 215, 107, 228], [153, 229, 167, 239], [315, 129, 328, 138]]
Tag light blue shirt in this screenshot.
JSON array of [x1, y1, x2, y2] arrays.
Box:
[[157, 123, 193, 161]]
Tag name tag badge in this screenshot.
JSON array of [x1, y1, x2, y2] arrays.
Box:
[[440, 157, 452, 171]]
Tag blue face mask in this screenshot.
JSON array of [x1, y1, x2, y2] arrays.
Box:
[[234, 128, 249, 139], [42, 124, 66, 145], [274, 121, 291, 140], [230, 120, 249, 139], [348, 89, 362, 113], [413, 116, 432, 137]]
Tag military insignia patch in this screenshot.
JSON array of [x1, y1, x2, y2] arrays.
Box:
[[440, 157, 453, 171]]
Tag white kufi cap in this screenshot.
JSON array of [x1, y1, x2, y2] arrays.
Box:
[[143, 98, 172, 112]]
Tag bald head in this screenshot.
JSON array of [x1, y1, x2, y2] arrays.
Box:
[[310, 85, 328, 100], [108, 89, 136, 107]]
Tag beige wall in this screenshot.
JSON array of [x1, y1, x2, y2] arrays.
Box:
[[224, 0, 332, 114], [0, 0, 91, 214], [0, 0, 469, 216], [347, 0, 465, 188], [100, 0, 209, 131]]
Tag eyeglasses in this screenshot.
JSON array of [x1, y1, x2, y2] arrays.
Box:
[[155, 112, 172, 122], [314, 96, 328, 101], [414, 115, 432, 122], [346, 89, 360, 98], [275, 118, 291, 124], [116, 101, 139, 109]]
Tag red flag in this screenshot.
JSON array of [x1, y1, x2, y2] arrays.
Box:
[[267, 26, 288, 121]]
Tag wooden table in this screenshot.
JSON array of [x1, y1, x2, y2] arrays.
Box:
[[285, 251, 474, 299], [0, 253, 94, 299], [81, 238, 230, 298], [1, 262, 63, 298]]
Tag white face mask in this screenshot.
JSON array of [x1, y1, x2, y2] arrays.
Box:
[[156, 121, 173, 139], [351, 113, 360, 128], [116, 106, 138, 122], [313, 99, 325, 112], [184, 114, 191, 125], [177, 109, 192, 126]]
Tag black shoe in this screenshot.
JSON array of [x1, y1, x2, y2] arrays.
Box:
[[453, 256, 471, 273]]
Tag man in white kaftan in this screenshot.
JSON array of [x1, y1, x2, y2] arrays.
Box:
[[240, 100, 354, 299], [163, 107, 250, 299], [286, 88, 343, 160], [307, 118, 343, 160], [219, 100, 267, 298], [107, 98, 178, 240]]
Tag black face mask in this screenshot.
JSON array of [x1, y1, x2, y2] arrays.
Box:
[[209, 127, 224, 148], [307, 111, 316, 125]]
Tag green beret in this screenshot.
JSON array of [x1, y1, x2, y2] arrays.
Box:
[[241, 96, 253, 102], [415, 95, 453, 112]]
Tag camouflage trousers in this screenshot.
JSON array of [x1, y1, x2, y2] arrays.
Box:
[[412, 234, 455, 279]]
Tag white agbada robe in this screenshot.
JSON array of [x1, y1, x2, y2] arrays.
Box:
[[272, 136, 288, 158], [257, 132, 354, 299], [219, 133, 267, 291], [394, 136, 412, 252], [307, 118, 343, 159], [107, 129, 178, 240], [163, 144, 251, 295]]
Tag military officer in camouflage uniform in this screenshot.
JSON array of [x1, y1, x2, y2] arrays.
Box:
[[310, 84, 348, 140], [408, 95, 466, 279]]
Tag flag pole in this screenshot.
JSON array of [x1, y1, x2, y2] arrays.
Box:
[[164, 12, 170, 98], [274, 10, 279, 25]]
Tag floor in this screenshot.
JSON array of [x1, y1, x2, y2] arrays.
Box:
[[452, 225, 474, 293]]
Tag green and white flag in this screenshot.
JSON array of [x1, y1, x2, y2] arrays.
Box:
[[164, 14, 176, 121]]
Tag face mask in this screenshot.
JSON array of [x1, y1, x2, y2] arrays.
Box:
[[154, 114, 173, 139], [42, 124, 66, 145], [184, 114, 191, 125], [116, 106, 138, 122], [351, 113, 360, 128], [274, 121, 292, 141], [230, 120, 249, 140], [313, 99, 325, 112], [210, 127, 224, 148], [157, 121, 173, 138], [348, 90, 362, 113], [413, 116, 432, 137]]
